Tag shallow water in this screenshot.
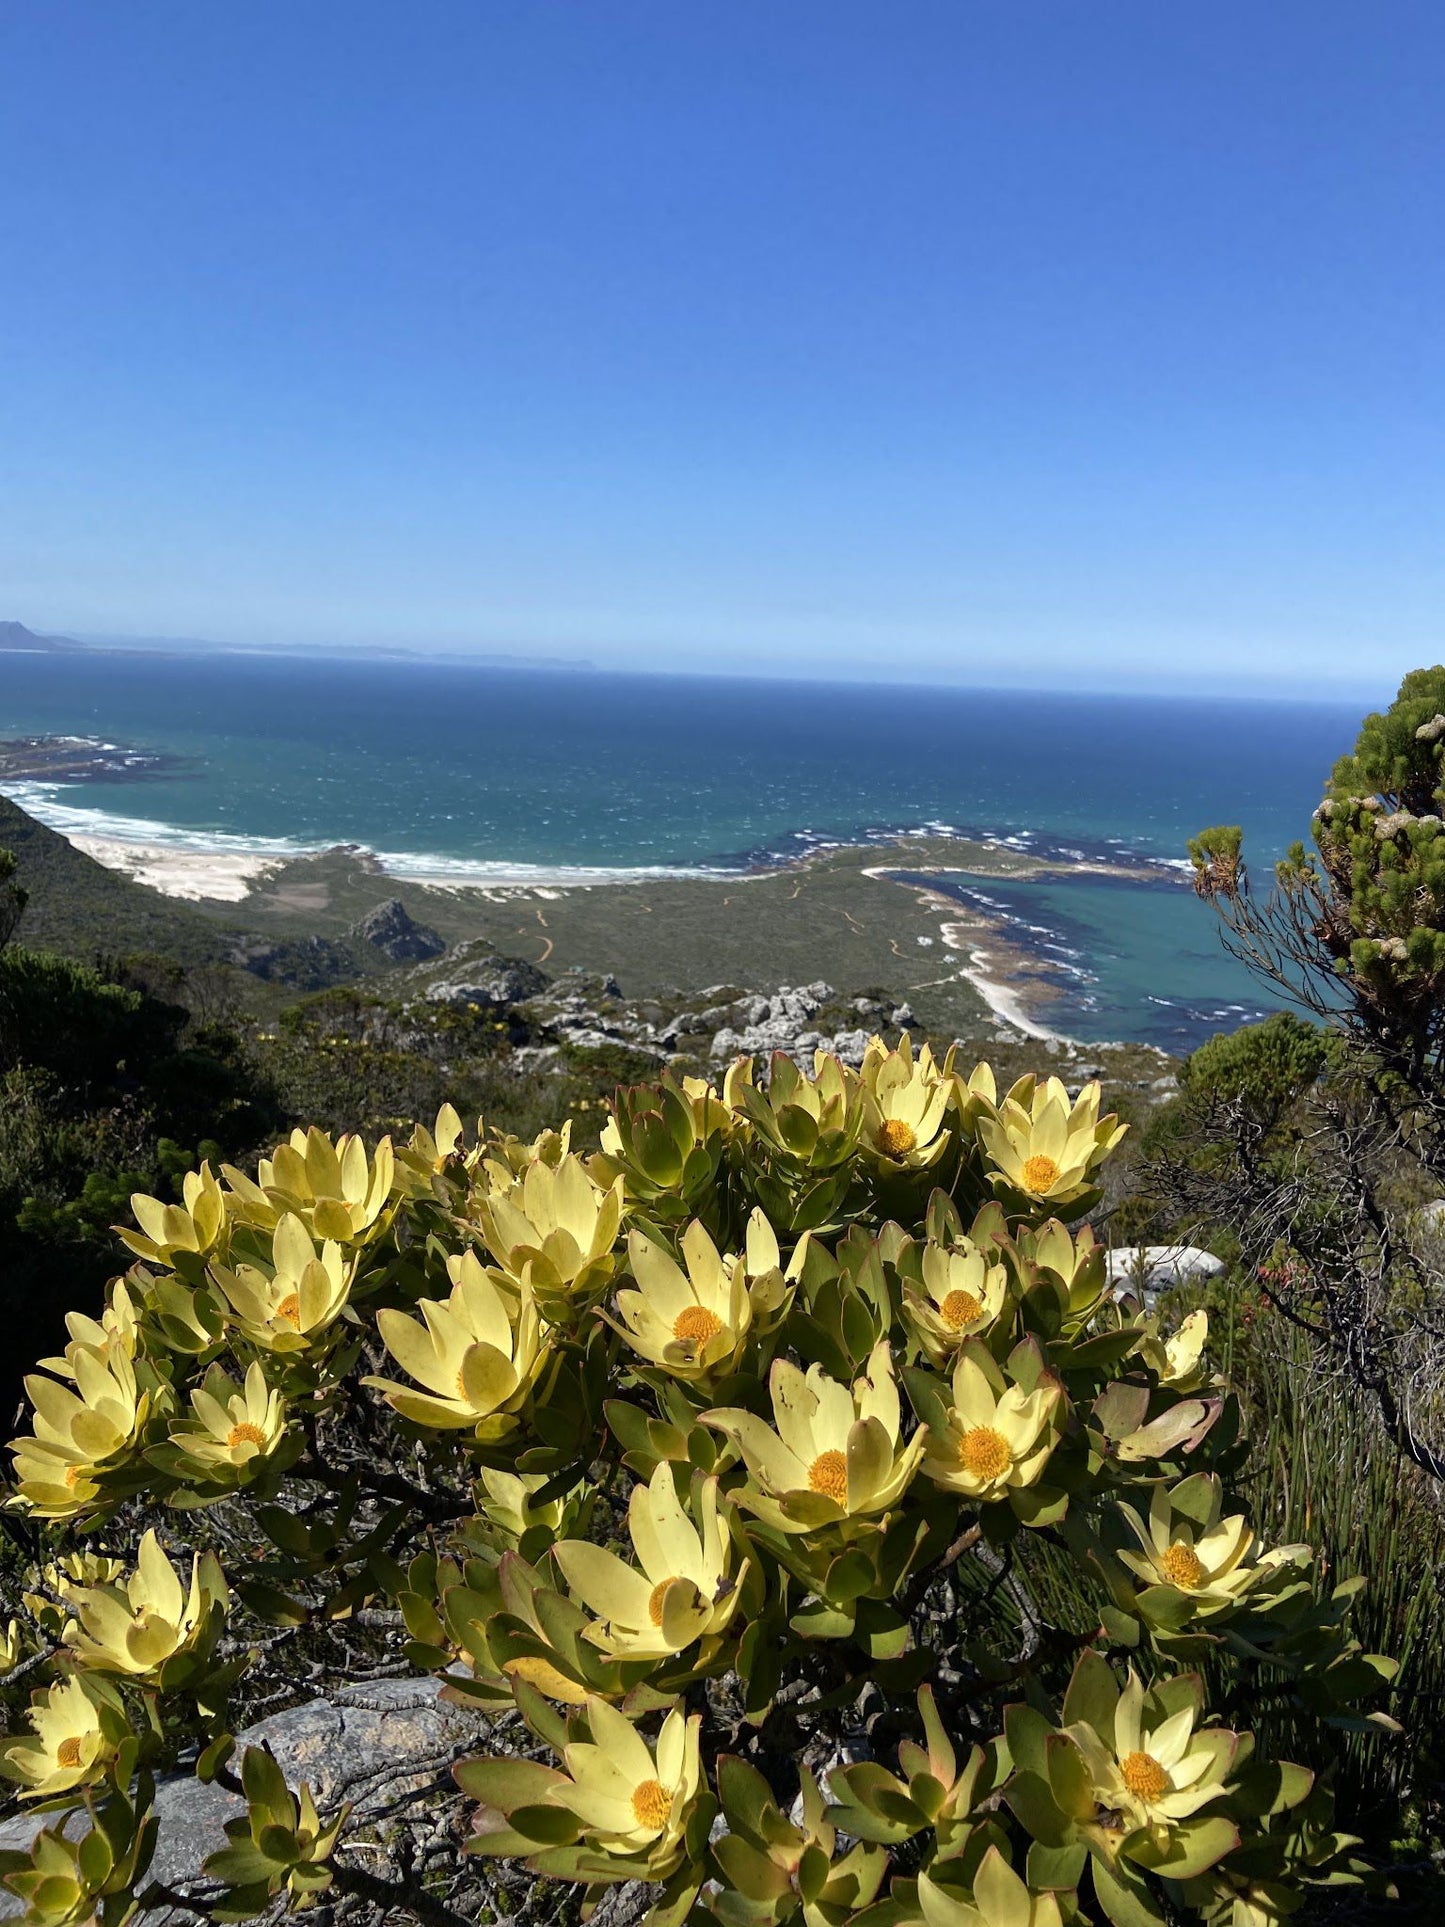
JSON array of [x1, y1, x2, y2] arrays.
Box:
[[0, 650, 1366, 1049]]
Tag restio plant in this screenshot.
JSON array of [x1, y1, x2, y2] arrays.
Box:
[[0, 1036, 1399, 1927]]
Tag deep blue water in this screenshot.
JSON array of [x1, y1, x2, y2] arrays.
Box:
[[0, 650, 1370, 1051]]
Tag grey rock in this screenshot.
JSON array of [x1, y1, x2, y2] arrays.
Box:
[[0, 1677, 487, 1923], [1106, 1244, 1225, 1305], [350, 897, 446, 963], [425, 953, 550, 1008]]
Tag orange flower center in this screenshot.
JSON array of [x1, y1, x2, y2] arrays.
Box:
[[808, 1449, 849, 1505], [673, 1305, 723, 1346], [631, 1778, 671, 1829], [1021, 1154, 1060, 1194], [958, 1426, 1012, 1482], [647, 1581, 673, 1627], [276, 1293, 301, 1327], [63, 1465, 83, 1488], [1120, 1751, 1169, 1802], [56, 1737, 84, 1768], [1161, 1542, 1205, 1588], [875, 1118, 917, 1158], [940, 1287, 983, 1331], [227, 1422, 267, 1449]]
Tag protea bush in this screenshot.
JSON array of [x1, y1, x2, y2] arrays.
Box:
[[0, 1038, 1399, 1926]]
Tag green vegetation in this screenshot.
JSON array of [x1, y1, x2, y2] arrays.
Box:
[[0, 1044, 1396, 1927]]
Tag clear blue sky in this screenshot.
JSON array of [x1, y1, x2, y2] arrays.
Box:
[[1, 2, 1440, 695]]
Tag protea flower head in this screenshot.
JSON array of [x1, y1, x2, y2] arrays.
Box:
[[366, 1249, 547, 1434], [555, 1463, 745, 1660], [703, 1340, 923, 1535], [903, 1241, 1010, 1365], [920, 1339, 1063, 1503], [860, 1034, 954, 1169], [609, 1216, 795, 1381], [978, 1075, 1125, 1207]]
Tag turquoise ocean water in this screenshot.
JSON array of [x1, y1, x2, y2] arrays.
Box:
[[0, 650, 1367, 1053]]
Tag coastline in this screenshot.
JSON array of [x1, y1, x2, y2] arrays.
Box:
[[55, 811, 1090, 1044]]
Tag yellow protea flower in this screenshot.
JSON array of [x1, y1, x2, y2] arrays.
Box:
[[474, 1466, 571, 1545], [860, 1034, 953, 1169], [1117, 1477, 1297, 1618], [38, 1283, 141, 1376], [921, 1340, 1063, 1502], [724, 1051, 863, 1171], [1018, 1219, 1109, 1325], [1067, 1669, 1234, 1833], [11, 1345, 150, 1518], [210, 1212, 353, 1352], [0, 1675, 122, 1800], [903, 1242, 1010, 1365], [704, 1341, 923, 1535], [474, 1154, 623, 1305], [0, 1620, 21, 1673], [1134, 1309, 1210, 1391], [61, 1528, 228, 1677], [978, 1076, 1125, 1206], [166, 1361, 288, 1477], [554, 1464, 745, 1660], [223, 1127, 396, 1243], [901, 1855, 1064, 1927], [117, 1165, 228, 1266], [610, 1215, 795, 1381], [552, 1697, 701, 1872], [366, 1250, 547, 1433]]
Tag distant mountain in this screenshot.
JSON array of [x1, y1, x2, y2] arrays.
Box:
[[0, 620, 89, 653]]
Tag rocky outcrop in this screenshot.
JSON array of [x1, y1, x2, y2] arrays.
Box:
[[223, 932, 359, 990], [708, 984, 915, 1068], [424, 951, 550, 1008], [350, 897, 445, 963], [0, 1677, 487, 1923]]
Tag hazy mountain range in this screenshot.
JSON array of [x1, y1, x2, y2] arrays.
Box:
[[0, 618, 591, 670]]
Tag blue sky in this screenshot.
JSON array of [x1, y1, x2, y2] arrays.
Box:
[[0, 2, 1440, 695]]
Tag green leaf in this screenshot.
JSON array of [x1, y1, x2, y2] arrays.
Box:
[[1090, 1853, 1165, 1927]]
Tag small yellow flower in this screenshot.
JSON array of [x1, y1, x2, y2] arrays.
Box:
[[921, 1340, 1063, 1502], [1134, 1309, 1210, 1391], [610, 1214, 796, 1381], [903, 1242, 1010, 1365], [474, 1154, 623, 1305], [366, 1251, 547, 1433], [978, 1076, 1125, 1206], [0, 1676, 121, 1801], [1067, 1669, 1234, 1833], [555, 1464, 745, 1659], [704, 1341, 923, 1535], [167, 1361, 288, 1478], [553, 1697, 701, 1872], [62, 1529, 228, 1677], [223, 1128, 396, 1243], [210, 1212, 353, 1352], [117, 1165, 228, 1266], [860, 1035, 953, 1169], [10, 1345, 150, 1518]]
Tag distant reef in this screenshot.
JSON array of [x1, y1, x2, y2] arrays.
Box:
[[0, 734, 197, 783]]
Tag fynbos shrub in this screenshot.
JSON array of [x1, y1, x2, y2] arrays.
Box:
[[0, 1038, 1397, 1926]]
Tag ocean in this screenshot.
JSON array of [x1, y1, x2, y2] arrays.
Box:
[[0, 649, 1369, 1053]]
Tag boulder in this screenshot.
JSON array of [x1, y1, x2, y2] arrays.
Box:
[[1106, 1245, 1225, 1299], [424, 953, 550, 1008], [350, 897, 445, 963], [0, 1676, 487, 1923]]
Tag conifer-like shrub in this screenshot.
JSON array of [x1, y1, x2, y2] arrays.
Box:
[[0, 1039, 1399, 1926]]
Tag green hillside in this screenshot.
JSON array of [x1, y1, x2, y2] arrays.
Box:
[[0, 795, 234, 966]]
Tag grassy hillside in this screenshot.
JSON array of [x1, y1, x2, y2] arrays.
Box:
[[0, 795, 233, 966]]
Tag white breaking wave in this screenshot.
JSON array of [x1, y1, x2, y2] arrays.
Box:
[[1, 782, 740, 888]]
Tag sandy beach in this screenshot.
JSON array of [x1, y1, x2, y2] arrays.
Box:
[[66, 835, 286, 903]]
